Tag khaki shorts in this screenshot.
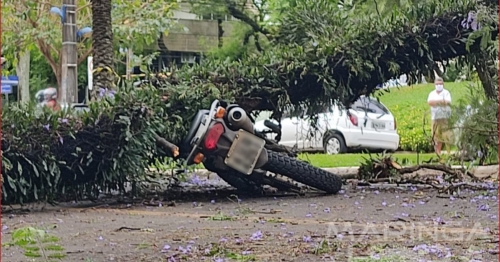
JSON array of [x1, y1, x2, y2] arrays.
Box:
[[431, 118, 453, 144]]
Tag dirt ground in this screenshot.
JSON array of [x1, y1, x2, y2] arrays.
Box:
[[2, 173, 499, 262]]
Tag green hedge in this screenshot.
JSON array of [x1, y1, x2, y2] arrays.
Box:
[[2, 84, 166, 204]]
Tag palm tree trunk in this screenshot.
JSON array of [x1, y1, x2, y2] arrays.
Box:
[[91, 0, 114, 100]]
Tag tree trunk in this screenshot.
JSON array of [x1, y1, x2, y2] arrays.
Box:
[[474, 52, 498, 101], [217, 19, 224, 48], [16, 50, 31, 103], [91, 0, 115, 100]]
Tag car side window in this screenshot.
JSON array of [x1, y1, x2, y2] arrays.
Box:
[[368, 99, 390, 114], [350, 98, 389, 114]]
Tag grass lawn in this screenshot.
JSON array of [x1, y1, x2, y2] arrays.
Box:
[[374, 81, 471, 113], [374, 82, 472, 151], [298, 152, 449, 168]]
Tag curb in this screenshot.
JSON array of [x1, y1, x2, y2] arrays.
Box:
[[188, 165, 498, 179]]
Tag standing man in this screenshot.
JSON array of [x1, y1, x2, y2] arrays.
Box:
[[427, 77, 452, 157]]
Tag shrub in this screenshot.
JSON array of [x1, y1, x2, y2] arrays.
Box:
[[1, 83, 173, 204], [449, 82, 498, 164]]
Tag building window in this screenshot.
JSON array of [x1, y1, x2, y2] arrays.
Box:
[[180, 53, 197, 64]]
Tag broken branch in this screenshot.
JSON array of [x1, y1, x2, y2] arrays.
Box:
[[154, 133, 179, 158]]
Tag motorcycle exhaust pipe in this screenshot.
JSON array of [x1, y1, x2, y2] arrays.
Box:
[[227, 107, 253, 132]]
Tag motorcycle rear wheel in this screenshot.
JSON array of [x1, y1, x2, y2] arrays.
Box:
[[203, 160, 263, 194], [263, 149, 343, 194]]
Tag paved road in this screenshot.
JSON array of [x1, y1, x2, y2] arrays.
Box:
[[2, 178, 498, 262]]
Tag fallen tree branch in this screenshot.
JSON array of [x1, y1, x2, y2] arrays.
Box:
[[154, 133, 179, 158]]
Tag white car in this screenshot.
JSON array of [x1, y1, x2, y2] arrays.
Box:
[[254, 96, 400, 154]]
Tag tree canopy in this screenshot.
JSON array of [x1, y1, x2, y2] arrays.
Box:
[[156, 0, 498, 120]]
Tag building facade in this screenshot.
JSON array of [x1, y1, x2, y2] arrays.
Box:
[[149, 3, 240, 71]]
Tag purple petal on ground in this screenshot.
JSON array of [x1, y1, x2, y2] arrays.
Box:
[[374, 190, 380, 195], [303, 236, 312, 242], [336, 234, 344, 239], [449, 196, 456, 201], [382, 201, 387, 206], [401, 203, 409, 207], [210, 200, 215, 204], [478, 204, 490, 211], [410, 186, 417, 191], [192, 202, 197, 207], [370, 254, 380, 259], [339, 190, 345, 194], [401, 213, 409, 217], [309, 203, 317, 207], [305, 213, 312, 218], [235, 238, 243, 244], [188, 240, 195, 244], [161, 244, 171, 253], [2, 225, 8, 231], [97, 236, 103, 241], [219, 237, 228, 242], [323, 208, 331, 213], [43, 124, 50, 131], [250, 230, 263, 241], [395, 195, 399, 199], [418, 201, 426, 205], [433, 217, 446, 224], [242, 250, 251, 255], [214, 258, 225, 262], [354, 201, 359, 205]]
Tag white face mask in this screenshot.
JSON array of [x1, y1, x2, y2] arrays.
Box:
[[435, 84, 444, 91]]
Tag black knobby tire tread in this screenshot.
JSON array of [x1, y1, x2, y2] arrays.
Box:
[[263, 149, 343, 194], [216, 171, 263, 194], [203, 160, 263, 194]]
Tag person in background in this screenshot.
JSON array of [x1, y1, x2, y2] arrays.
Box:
[[427, 77, 452, 157], [36, 87, 61, 111]]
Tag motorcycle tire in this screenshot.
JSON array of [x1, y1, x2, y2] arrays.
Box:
[[203, 160, 264, 194], [263, 149, 343, 194]]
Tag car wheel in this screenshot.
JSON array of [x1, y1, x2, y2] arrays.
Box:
[[323, 133, 347, 155]]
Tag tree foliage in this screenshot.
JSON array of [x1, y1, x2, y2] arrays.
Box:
[[2, 0, 176, 87], [158, 0, 497, 120]]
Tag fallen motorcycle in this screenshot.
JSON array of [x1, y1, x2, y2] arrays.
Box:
[[181, 99, 343, 194]]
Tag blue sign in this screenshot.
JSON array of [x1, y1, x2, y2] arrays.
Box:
[[1, 76, 18, 81], [2, 85, 13, 94]]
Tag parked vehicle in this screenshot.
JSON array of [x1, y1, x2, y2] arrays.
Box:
[[181, 99, 343, 194], [254, 96, 400, 154]]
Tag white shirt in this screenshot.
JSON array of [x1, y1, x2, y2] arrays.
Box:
[[427, 89, 452, 120]]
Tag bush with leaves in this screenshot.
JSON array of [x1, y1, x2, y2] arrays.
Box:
[[449, 82, 498, 164], [1, 83, 180, 204]]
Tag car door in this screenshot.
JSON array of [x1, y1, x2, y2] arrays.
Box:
[[349, 96, 396, 135], [302, 106, 333, 149], [278, 114, 301, 148]]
